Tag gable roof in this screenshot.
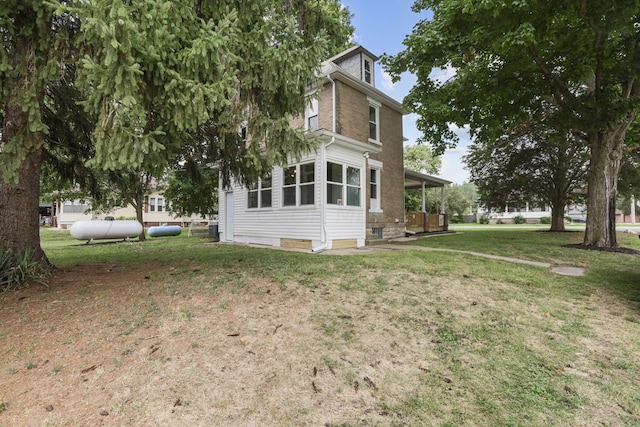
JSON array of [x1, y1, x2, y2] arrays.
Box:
[[325, 44, 379, 64], [324, 64, 408, 115]]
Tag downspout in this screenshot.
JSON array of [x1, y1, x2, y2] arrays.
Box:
[[313, 73, 336, 253]]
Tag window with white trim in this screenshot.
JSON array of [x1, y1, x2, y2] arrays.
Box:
[[368, 98, 380, 142], [283, 162, 315, 207], [327, 162, 361, 207], [248, 175, 272, 209], [368, 159, 383, 212], [148, 196, 164, 212], [62, 201, 89, 214], [369, 168, 381, 211], [306, 98, 319, 131], [362, 56, 373, 85]]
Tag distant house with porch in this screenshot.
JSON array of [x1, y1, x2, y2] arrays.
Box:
[[217, 45, 450, 250]]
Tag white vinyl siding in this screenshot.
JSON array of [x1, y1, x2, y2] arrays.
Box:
[[324, 145, 367, 243], [218, 142, 367, 248], [222, 156, 321, 245]]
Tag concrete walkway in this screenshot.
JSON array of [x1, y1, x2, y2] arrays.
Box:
[[316, 240, 586, 276], [233, 237, 587, 276]]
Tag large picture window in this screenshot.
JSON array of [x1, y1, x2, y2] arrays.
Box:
[[327, 162, 361, 207], [283, 162, 315, 207], [247, 175, 272, 209]]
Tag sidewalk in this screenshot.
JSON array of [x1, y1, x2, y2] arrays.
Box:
[[314, 238, 586, 276]]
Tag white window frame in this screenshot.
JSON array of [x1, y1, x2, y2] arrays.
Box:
[[305, 97, 319, 131], [283, 162, 315, 207], [362, 55, 374, 85], [368, 159, 383, 213], [62, 201, 89, 214], [367, 97, 381, 143], [327, 161, 361, 207], [148, 196, 164, 212], [247, 175, 272, 209]]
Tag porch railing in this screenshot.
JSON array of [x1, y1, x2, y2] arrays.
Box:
[[406, 212, 448, 233]]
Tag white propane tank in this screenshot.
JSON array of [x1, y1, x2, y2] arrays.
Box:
[[69, 220, 143, 241]]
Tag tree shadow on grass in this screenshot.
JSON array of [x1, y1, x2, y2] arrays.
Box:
[[563, 243, 640, 255]]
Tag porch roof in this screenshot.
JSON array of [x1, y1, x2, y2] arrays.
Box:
[[404, 169, 452, 190]]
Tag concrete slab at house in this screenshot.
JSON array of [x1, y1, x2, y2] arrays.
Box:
[[218, 45, 450, 251]]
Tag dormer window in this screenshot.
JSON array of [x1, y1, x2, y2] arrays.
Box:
[[363, 57, 372, 84]]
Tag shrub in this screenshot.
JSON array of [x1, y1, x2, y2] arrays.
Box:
[[513, 215, 526, 224], [0, 246, 49, 292], [449, 214, 464, 224], [540, 216, 552, 224], [479, 215, 489, 224]]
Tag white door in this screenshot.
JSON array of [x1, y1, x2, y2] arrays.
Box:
[[225, 192, 234, 241]]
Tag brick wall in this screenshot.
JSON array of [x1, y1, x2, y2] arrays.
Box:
[[335, 81, 368, 141], [368, 102, 405, 239], [293, 75, 407, 241], [290, 82, 334, 132], [334, 81, 406, 239]]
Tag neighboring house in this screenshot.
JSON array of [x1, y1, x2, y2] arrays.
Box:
[[477, 203, 588, 224], [52, 192, 201, 229], [218, 45, 444, 250]]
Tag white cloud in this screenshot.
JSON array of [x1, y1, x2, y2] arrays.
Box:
[[380, 70, 395, 91], [441, 124, 472, 184], [441, 148, 470, 185]]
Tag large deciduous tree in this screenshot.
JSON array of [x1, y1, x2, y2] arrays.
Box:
[[1, 0, 353, 263], [465, 121, 589, 231], [384, 0, 640, 248], [404, 144, 441, 175]]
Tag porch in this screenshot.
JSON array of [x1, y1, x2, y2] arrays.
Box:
[[404, 169, 452, 234]]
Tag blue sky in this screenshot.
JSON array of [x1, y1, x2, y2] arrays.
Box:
[[339, 0, 471, 184]]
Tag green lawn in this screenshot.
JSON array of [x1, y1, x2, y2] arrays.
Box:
[[4, 227, 637, 426]]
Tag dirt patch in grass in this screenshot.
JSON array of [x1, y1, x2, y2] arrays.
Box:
[[1, 257, 639, 426]]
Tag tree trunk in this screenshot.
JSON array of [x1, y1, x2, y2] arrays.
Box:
[[550, 206, 566, 232], [0, 150, 48, 263], [134, 198, 146, 242], [583, 129, 625, 247], [0, 6, 49, 264]]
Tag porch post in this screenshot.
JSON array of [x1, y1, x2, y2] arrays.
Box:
[[421, 182, 426, 212], [440, 186, 446, 214], [632, 195, 636, 224]]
